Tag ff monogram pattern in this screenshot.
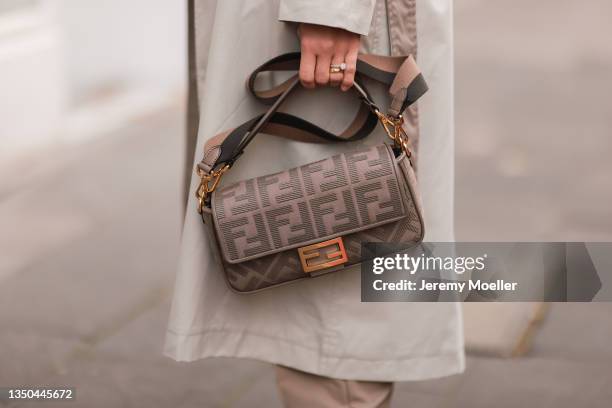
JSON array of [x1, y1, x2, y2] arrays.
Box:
[[212, 145, 406, 263], [223, 214, 422, 292], [206, 144, 424, 293]]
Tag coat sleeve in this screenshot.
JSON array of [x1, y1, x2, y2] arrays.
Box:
[[278, 0, 376, 36]]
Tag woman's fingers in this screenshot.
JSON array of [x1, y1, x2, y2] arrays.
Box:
[[315, 53, 331, 86], [341, 48, 358, 92], [299, 50, 316, 89], [329, 53, 345, 87], [302, 48, 355, 89], [298, 23, 362, 90]]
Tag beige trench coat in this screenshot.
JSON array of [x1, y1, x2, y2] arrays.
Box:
[[165, 0, 464, 382]]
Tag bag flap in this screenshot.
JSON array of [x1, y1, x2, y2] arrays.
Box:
[[211, 144, 408, 264]]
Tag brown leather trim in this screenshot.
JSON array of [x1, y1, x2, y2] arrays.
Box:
[[339, 104, 371, 138], [200, 129, 233, 173], [389, 55, 420, 95], [252, 75, 299, 102], [358, 54, 404, 73], [261, 123, 332, 143]]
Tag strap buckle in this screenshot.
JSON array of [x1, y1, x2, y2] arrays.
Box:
[[195, 164, 230, 213], [374, 110, 412, 158]]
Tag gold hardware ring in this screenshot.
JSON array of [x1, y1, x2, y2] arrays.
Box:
[[195, 164, 230, 213]]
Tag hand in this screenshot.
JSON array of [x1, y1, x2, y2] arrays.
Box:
[[297, 23, 360, 91]]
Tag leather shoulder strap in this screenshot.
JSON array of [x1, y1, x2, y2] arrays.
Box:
[[197, 52, 427, 174]]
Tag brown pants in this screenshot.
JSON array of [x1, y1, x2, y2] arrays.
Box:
[[276, 365, 394, 408]]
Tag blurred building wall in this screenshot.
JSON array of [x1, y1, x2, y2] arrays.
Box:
[[57, 0, 186, 103], [1, 0, 186, 159], [0, 0, 64, 155]]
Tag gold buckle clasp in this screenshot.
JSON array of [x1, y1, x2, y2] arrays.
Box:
[[195, 164, 230, 213], [298, 237, 348, 273], [375, 110, 412, 157]]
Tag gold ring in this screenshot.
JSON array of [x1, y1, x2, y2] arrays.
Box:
[[330, 63, 347, 74]]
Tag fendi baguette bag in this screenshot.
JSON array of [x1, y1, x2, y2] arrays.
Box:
[[195, 52, 428, 293]]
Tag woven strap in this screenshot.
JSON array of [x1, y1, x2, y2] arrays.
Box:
[[197, 52, 427, 174]]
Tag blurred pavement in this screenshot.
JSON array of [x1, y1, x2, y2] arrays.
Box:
[[1, 0, 612, 407]]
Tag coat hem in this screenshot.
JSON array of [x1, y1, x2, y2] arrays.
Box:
[[164, 328, 465, 382]]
